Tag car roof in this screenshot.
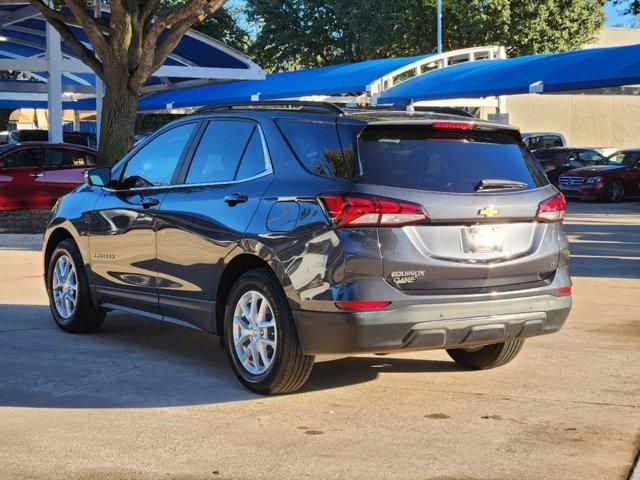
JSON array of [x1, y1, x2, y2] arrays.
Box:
[[190, 102, 519, 134], [5, 141, 96, 151], [522, 132, 565, 136]]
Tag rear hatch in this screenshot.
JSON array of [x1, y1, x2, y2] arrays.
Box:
[[342, 121, 564, 294]]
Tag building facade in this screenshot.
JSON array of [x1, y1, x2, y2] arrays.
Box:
[[503, 28, 640, 149]]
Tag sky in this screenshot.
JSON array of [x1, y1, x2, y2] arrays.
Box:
[[604, 3, 637, 26]]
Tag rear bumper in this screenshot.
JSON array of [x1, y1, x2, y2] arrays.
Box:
[[293, 294, 571, 355]]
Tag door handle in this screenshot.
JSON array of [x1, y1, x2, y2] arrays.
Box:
[[140, 197, 160, 209], [224, 193, 248, 206], [29, 173, 43, 178]]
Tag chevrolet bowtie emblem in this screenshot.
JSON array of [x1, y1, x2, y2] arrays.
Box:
[[478, 207, 500, 217]]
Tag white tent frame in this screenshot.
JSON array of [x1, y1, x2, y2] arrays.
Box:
[[0, 0, 265, 142], [295, 46, 508, 111]]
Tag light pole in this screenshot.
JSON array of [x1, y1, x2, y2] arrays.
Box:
[[437, 0, 443, 54]]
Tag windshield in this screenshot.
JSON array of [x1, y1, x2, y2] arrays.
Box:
[[355, 127, 549, 193], [598, 151, 640, 167]]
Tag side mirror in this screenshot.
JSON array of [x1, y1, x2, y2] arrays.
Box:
[[85, 167, 112, 187]]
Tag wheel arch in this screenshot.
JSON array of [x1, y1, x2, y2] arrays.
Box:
[[43, 227, 76, 277], [215, 247, 296, 336]]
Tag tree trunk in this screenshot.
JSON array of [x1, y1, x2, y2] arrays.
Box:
[[98, 84, 139, 167]]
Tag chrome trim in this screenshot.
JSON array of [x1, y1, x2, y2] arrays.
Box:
[[103, 123, 274, 193], [559, 176, 585, 187]]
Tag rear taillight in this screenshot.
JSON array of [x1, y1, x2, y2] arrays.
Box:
[[558, 286, 572, 296], [431, 121, 474, 130], [319, 194, 429, 227], [535, 193, 566, 222]]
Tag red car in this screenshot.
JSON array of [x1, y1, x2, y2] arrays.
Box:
[[558, 149, 640, 202], [0, 142, 96, 211]]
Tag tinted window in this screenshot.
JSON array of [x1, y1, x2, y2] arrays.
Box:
[[603, 151, 640, 167], [277, 119, 349, 179], [186, 120, 255, 184], [63, 132, 97, 148], [122, 123, 196, 188], [355, 127, 548, 193], [534, 150, 569, 163], [8, 130, 48, 144], [525, 135, 563, 150], [48, 148, 90, 167], [543, 136, 563, 148], [2, 148, 46, 168], [579, 151, 603, 163], [236, 130, 268, 180]]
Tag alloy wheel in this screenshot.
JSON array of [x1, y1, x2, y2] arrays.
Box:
[[232, 290, 277, 375], [609, 182, 624, 202], [52, 254, 78, 319]]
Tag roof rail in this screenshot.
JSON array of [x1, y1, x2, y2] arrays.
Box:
[[196, 100, 345, 115]]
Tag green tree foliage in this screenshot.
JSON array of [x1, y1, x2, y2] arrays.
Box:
[[162, 1, 250, 52], [246, 0, 606, 71], [30, 0, 229, 166]]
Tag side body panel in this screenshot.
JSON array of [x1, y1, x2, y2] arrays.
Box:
[[87, 189, 166, 316], [155, 175, 273, 331]]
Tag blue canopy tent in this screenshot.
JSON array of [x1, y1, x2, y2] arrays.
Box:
[[0, 1, 264, 139], [378, 43, 640, 104], [138, 54, 434, 111]]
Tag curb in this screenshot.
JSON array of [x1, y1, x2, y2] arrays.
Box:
[[0, 234, 43, 251]]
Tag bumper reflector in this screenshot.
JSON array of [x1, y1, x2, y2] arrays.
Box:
[[335, 301, 391, 311], [558, 286, 572, 296]]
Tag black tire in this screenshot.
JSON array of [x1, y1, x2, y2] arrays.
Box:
[[446, 339, 524, 370], [46, 239, 105, 333], [223, 268, 314, 394], [606, 180, 625, 203]]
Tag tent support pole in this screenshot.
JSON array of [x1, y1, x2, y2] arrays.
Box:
[[497, 95, 507, 115], [46, 1, 63, 143]]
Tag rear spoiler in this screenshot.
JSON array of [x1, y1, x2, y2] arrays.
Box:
[[360, 120, 523, 142]]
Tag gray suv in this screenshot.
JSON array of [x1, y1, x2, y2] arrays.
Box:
[[43, 102, 572, 394]]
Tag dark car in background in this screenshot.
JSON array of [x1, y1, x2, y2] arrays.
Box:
[[0, 142, 96, 210], [534, 147, 614, 184], [522, 132, 567, 151], [7, 130, 97, 149], [559, 149, 640, 202], [42, 102, 571, 394]]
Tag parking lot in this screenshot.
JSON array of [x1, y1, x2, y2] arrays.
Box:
[[0, 201, 638, 480]]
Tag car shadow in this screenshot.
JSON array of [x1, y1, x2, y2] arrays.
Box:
[[0, 305, 465, 409]]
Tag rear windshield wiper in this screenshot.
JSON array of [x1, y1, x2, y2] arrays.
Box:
[[475, 179, 528, 192]]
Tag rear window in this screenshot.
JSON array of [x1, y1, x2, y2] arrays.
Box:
[[355, 127, 548, 193]]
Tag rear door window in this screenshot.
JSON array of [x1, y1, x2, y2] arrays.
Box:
[[355, 127, 548, 193], [48, 148, 90, 167], [185, 120, 257, 184]]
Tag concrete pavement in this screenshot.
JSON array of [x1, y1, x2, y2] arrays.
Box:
[[0, 201, 638, 479]]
